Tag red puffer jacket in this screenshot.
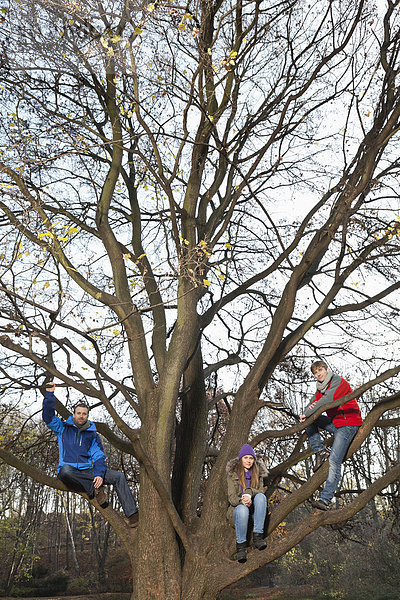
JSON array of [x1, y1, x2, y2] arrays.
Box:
[[305, 374, 362, 427]]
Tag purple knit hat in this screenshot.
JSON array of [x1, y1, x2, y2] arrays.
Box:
[[238, 444, 256, 461]]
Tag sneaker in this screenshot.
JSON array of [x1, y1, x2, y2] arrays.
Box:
[[253, 532, 267, 550], [313, 448, 330, 472], [310, 498, 330, 511], [94, 486, 109, 509], [127, 511, 139, 528]]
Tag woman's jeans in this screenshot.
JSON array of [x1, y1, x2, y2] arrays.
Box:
[[233, 493, 267, 543], [306, 415, 359, 505]]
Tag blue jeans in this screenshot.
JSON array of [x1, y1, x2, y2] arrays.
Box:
[[58, 465, 138, 517], [233, 493, 267, 543], [306, 415, 359, 504]]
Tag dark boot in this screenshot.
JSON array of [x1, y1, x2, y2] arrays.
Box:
[[236, 542, 247, 563], [253, 532, 267, 550], [313, 448, 330, 472]]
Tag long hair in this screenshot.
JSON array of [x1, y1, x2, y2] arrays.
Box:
[[237, 459, 259, 491]]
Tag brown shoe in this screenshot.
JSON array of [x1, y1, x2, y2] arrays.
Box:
[[94, 486, 109, 509], [310, 498, 330, 511], [127, 511, 139, 528]]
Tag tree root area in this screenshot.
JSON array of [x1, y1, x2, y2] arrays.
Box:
[[0, 594, 130, 600], [218, 584, 322, 600]]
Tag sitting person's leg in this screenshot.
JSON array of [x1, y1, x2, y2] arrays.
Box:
[[252, 493, 267, 533], [233, 504, 249, 562], [103, 469, 138, 518], [233, 504, 249, 543], [252, 493, 267, 550], [58, 465, 95, 497]]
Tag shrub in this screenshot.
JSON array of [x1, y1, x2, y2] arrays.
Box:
[[10, 585, 37, 597], [37, 569, 69, 596], [67, 575, 93, 595]]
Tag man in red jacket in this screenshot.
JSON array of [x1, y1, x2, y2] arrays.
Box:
[[300, 360, 362, 510]]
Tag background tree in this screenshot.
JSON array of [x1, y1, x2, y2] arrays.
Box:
[[0, 1, 400, 599]]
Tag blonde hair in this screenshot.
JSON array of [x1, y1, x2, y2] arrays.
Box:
[[237, 458, 259, 491]]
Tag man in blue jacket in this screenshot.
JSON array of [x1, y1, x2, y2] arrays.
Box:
[[43, 382, 139, 527]]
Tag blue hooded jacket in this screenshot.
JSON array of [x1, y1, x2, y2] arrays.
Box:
[[42, 390, 107, 478]]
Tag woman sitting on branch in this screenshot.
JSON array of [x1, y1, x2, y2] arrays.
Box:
[[226, 444, 268, 563]]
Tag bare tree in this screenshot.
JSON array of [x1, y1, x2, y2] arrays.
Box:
[[0, 1, 399, 599]]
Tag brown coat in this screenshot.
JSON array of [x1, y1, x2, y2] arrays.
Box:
[[226, 457, 268, 524]]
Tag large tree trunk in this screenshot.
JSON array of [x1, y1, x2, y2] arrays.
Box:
[[133, 396, 183, 600], [172, 344, 208, 524], [134, 477, 182, 600], [132, 519, 230, 600]]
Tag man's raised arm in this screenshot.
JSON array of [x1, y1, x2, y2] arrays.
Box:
[[42, 382, 63, 434]]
